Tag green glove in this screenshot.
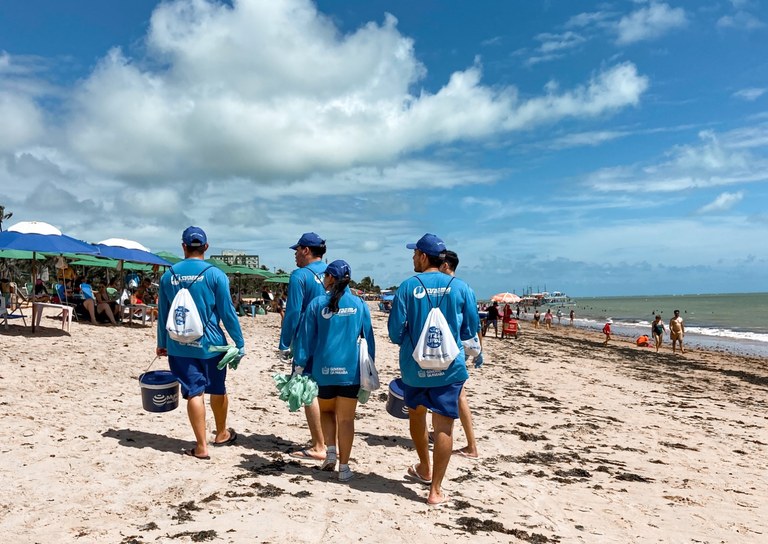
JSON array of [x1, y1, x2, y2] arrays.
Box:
[[210, 345, 241, 370]]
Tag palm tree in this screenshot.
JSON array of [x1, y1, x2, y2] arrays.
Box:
[[0, 205, 12, 231]]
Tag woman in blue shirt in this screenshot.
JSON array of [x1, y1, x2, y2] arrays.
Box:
[[295, 260, 374, 482]]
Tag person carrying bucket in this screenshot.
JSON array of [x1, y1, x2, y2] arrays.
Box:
[[387, 233, 479, 506], [156, 226, 245, 460], [294, 260, 375, 482]]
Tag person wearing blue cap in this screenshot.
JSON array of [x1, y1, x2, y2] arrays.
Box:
[[281, 232, 328, 461], [156, 226, 245, 460], [388, 233, 479, 505], [294, 260, 374, 482]]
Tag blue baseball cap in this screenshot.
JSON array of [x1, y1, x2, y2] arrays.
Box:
[[326, 259, 351, 279], [290, 232, 325, 250], [406, 233, 446, 256], [182, 226, 207, 247]]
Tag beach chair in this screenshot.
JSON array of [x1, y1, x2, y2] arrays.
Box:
[[1, 295, 28, 329]]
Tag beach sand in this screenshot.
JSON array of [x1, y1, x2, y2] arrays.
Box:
[[1, 307, 766, 543]]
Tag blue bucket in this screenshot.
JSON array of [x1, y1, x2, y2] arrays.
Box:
[[386, 378, 410, 419], [139, 370, 179, 413]]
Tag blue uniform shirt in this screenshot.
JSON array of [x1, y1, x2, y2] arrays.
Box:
[[157, 259, 244, 358], [279, 260, 327, 350], [388, 271, 478, 387], [295, 288, 375, 386]]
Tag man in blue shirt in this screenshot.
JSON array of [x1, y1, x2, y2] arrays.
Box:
[[279, 232, 328, 461], [157, 226, 245, 460], [388, 233, 479, 505]]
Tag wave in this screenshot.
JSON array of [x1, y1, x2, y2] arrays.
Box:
[[574, 318, 768, 344], [685, 326, 768, 343]]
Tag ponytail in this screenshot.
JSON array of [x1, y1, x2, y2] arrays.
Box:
[[327, 277, 351, 313]]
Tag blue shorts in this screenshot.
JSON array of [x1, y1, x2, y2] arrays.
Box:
[[168, 353, 226, 399], [401, 381, 465, 419]]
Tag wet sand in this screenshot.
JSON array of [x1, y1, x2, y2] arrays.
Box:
[[0, 307, 766, 543]]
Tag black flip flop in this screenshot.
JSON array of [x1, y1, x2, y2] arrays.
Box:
[[182, 448, 210, 460], [212, 428, 237, 447]]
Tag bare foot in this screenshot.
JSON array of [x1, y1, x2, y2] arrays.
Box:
[[289, 447, 326, 461], [453, 447, 479, 459], [427, 491, 449, 505]]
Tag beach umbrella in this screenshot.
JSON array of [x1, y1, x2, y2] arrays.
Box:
[[155, 251, 183, 264], [264, 274, 290, 284], [0, 249, 47, 260], [492, 292, 521, 304], [95, 238, 172, 267], [205, 258, 239, 274], [70, 258, 151, 271], [0, 221, 100, 331]]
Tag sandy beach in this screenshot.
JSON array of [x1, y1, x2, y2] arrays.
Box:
[[1, 306, 766, 543]]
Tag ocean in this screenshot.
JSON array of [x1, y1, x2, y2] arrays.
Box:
[[535, 292, 768, 357]]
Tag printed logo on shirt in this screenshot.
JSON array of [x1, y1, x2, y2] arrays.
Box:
[[413, 286, 426, 299], [321, 367, 330, 375], [313, 273, 325, 284], [417, 369, 446, 378], [170, 275, 207, 286], [321, 307, 358, 319]]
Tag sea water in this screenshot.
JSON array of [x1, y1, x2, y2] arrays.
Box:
[[533, 292, 768, 357]]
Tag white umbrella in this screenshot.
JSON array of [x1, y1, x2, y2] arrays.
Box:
[[0, 221, 99, 332]]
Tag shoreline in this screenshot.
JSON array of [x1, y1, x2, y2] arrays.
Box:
[[511, 314, 768, 359], [1, 306, 766, 542]]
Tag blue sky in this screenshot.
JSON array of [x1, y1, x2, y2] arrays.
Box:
[[1, 0, 766, 297]]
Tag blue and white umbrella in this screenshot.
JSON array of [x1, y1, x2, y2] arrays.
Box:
[[0, 221, 99, 255], [0, 221, 100, 332], [94, 238, 172, 267]]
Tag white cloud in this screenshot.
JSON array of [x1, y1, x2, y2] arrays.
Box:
[[56, 0, 649, 185], [535, 31, 586, 54], [0, 53, 48, 152], [585, 128, 768, 193], [616, 2, 688, 44], [717, 11, 766, 29], [733, 88, 767, 101], [547, 130, 628, 149], [565, 11, 615, 29], [503, 63, 648, 130], [697, 191, 744, 213]]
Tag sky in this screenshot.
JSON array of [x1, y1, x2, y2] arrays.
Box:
[[1, 0, 767, 297]]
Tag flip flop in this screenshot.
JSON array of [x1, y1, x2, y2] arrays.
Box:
[[182, 448, 210, 460], [289, 448, 325, 461], [427, 494, 452, 508], [212, 428, 237, 447], [406, 464, 432, 485], [454, 450, 480, 460]]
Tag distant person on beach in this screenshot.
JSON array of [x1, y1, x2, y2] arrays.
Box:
[[280, 232, 328, 461], [503, 303, 512, 323], [516, 305, 521, 319], [388, 233, 479, 505], [569, 309, 575, 325], [652, 315, 665, 353], [294, 260, 374, 482], [544, 309, 553, 329], [602, 319, 612, 345], [439, 250, 480, 459], [156, 226, 245, 460], [669, 310, 685, 354], [484, 301, 499, 337], [556, 308, 563, 324], [533, 309, 540, 328]]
